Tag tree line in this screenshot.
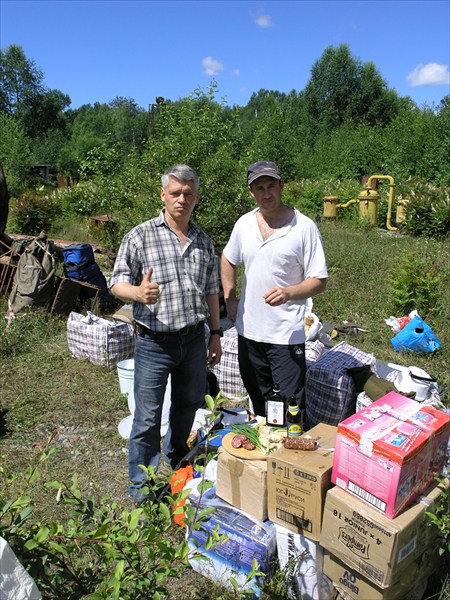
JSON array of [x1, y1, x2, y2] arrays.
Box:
[[1, 43, 449, 243]]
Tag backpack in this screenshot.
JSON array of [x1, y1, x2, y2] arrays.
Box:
[[8, 232, 58, 315], [61, 243, 114, 311]]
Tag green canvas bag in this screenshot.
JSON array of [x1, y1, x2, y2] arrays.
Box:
[[8, 232, 58, 315]]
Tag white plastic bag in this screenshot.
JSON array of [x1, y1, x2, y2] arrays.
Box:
[[0, 536, 41, 600], [305, 312, 322, 342]]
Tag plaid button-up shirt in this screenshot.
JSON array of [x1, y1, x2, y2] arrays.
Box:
[[110, 211, 219, 332]]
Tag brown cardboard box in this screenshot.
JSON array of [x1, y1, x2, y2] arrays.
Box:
[[216, 447, 268, 521], [320, 479, 448, 588], [267, 423, 337, 541], [323, 549, 438, 600]]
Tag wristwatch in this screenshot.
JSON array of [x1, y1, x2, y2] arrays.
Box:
[[209, 328, 223, 337]]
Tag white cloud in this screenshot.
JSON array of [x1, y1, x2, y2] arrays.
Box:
[[231, 69, 240, 77], [406, 62, 450, 86], [252, 11, 274, 28], [202, 56, 224, 77]]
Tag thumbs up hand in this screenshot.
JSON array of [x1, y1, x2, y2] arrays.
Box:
[[143, 267, 153, 283], [137, 266, 160, 304]]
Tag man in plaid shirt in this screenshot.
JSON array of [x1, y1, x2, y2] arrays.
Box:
[[110, 164, 222, 504]]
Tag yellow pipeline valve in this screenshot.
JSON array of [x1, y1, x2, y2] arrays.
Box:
[[323, 195, 358, 220], [323, 196, 340, 219], [396, 198, 410, 223], [323, 175, 401, 231], [358, 188, 379, 226]]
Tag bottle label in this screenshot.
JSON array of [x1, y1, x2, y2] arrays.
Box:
[[287, 423, 302, 437], [266, 400, 285, 426]]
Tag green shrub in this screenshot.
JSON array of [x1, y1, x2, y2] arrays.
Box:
[[394, 177, 450, 238], [53, 181, 101, 216], [387, 249, 439, 316], [9, 188, 60, 235], [426, 478, 450, 556], [0, 394, 264, 600]]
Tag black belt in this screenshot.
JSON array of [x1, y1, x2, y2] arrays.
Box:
[[135, 321, 204, 339]]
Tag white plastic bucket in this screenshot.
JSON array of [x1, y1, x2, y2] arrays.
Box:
[[119, 376, 172, 439], [117, 359, 135, 395]]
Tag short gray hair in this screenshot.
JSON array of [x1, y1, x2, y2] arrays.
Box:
[[161, 164, 199, 191]]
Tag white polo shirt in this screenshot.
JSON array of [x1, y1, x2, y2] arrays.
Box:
[[223, 208, 328, 345]]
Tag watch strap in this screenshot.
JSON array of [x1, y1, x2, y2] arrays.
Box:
[[209, 328, 223, 337]]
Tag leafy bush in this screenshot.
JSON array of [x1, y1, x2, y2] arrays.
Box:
[[387, 248, 439, 316], [9, 188, 60, 234], [53, 181, 102, 217], [399, 179, 450, 238], [1, 451, 199, 599], [0, 114, 33, 197], [426, 478, 450, 557], [0, 394, 265, 600]]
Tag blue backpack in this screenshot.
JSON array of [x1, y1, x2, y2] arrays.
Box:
[[62, 243, 113, 310]]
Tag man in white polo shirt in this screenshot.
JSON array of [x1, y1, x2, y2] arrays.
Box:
[[221, 161, 328, 420]]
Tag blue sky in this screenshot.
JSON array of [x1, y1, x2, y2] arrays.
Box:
[[1, 0, 449, 111]]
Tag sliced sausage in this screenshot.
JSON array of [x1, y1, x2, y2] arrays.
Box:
[[231, 434, 248, 448]]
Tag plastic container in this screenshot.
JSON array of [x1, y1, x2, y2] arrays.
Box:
[[119, 377, 171, 439], [117, 358, 135, 395], [394, 365, 436, 402]]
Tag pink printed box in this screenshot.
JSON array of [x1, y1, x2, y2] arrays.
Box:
[[331, 391, 450, 518]]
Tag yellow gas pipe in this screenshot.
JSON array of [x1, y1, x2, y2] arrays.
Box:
[[366, 175, 398, 232], [323, 175, 400, 231], [323, 196, 358, 219]]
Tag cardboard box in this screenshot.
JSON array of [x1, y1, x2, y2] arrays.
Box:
[[323, 549, 437, 600], [188, 488, 277, 597], [267, 423, 337, 541], [275, 524, 335, 600], [216, 447, 268, 521], [320, 479, 448, 587], [331, 391, 450, 518]]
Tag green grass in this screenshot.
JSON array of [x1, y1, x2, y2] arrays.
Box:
[[314, 223, 450, 396], [1, 222, 449, 598]]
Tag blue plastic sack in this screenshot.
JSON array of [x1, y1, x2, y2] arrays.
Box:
[[391, 315, 441, 354]]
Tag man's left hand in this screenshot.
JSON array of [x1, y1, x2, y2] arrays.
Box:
[[263, 286, 289, 306]]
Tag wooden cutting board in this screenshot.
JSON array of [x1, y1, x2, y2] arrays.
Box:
[[221, 432, 268, 460]]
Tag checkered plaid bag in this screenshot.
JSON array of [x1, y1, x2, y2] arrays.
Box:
[[211, 327, 248, 401], [67, 311, 134, 367], [305, 341, 377, 428]]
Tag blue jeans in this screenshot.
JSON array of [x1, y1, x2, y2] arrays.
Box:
[[128, 326, 206, 503]]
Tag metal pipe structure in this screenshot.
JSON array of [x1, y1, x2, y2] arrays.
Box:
[[323, 175, 401, 232], [367, 175, 399, 232]]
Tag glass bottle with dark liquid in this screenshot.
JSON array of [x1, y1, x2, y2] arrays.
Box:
[[286, 395, 303, 437]]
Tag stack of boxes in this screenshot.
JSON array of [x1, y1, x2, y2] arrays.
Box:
[[322, 391, 450, 599], [320, 484, 444, 600], [186, 392, 450, 599]]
